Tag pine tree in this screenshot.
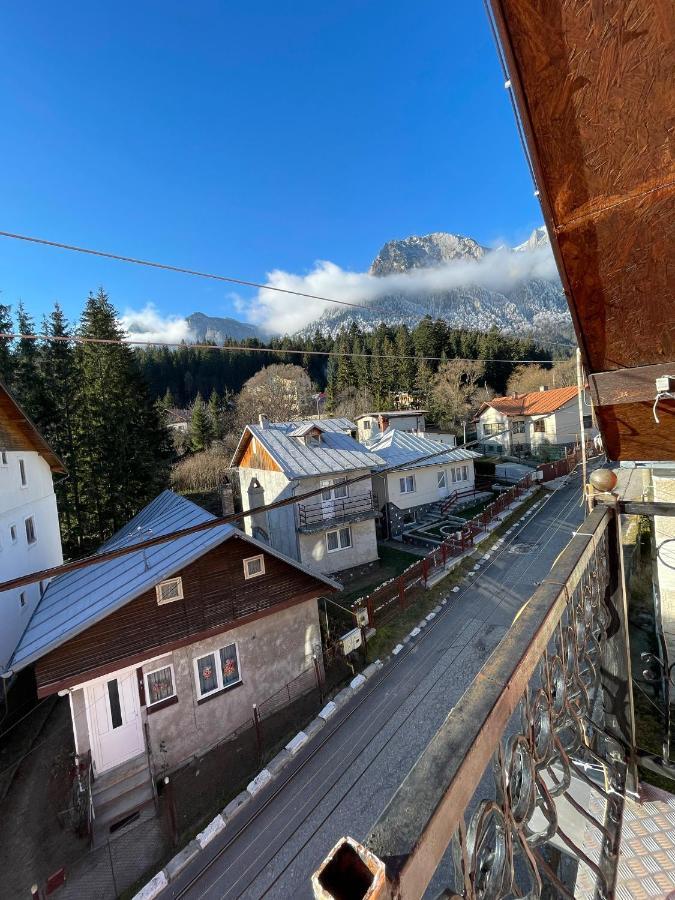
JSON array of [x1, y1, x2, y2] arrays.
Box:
[[74, 289, 172, 547], [158, 387, 175, 409], [41, 304, 84, 550], [14, 302, 47, 420], [208, 388, 223, 440], [190, 393, 213, 451], [0, 303, 13, 386]]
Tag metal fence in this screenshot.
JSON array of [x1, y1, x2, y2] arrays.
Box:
[[355, 473, 536, 628]]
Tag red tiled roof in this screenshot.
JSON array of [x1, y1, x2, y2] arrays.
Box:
[[482, 386, 579, 417]]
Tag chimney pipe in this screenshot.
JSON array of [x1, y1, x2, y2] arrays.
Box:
[[259, 414, 270, 430]]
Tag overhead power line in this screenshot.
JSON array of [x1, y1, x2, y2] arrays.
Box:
[[0, 429, 518, 595], [0, 229, 378, 311], [0, 331, 569, 366]]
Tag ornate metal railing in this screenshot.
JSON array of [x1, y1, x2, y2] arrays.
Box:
[[312, 505, 637, 899], [297, 491, 377, 530]]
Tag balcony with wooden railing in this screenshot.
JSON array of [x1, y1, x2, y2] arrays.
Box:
[[312, 499, 675, 899], [297, 491, 378, 533]]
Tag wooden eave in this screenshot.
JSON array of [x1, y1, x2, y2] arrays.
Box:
[[0, 382, 66, 474], [490, 0, 675, 461]]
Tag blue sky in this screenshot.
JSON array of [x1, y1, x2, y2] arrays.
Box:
[[0, 2, 542, 334]]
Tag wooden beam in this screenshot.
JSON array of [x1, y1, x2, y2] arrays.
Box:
[[589, 364, 675, 407], [594, 498, 675, 517]]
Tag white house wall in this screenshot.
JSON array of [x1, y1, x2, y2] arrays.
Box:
[[238, 467, 299, 561], [0, 451, 63, 668], [385, 460, 475, 510], [550, 398, 598, 445], [297, 518, 378, 575]]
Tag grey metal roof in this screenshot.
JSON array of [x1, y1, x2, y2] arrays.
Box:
[[233, 418, 385, 478], [354, 410, 428, 420], [367, 428, 480, 471], [8, 490, 339, 673]]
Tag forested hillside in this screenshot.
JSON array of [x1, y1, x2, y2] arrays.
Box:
[[133, 317, 561, 409]]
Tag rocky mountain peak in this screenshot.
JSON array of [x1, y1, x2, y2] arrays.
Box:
[[369, 232, 488, 277]]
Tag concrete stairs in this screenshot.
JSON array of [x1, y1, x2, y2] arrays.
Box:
[[92, 753, 156, 846]]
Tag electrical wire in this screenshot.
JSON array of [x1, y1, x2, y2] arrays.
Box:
[[0, 230, 378, 312], [0, 331, 571, 365]]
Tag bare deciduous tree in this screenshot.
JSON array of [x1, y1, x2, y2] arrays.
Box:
[[430, 359, 487, 432], [506, 358, 576, 395]]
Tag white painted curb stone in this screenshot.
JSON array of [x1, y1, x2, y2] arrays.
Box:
[[247, 769, 272, 795], [350, 674, 366, 691], [425, 612, 436, 621], [196, 814, 226, 849], [133, 871, 168, 900], [392, 644, 404, 655], [286, 731, 309, 755], [319, 701, 337, 720], [452, 586, 460, 593], [410, 627, 421, 637]]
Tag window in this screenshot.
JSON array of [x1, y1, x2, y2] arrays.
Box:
[[19, 459, 27, 487], [321, 479, 348, 501], [437, 471, 447, 490], [583, 415, 593, 429], [107, 679, 123, 728], [362, 420, 371, 431], [194, 643, 241, 699], [512, 421, 526, 434], [25, 516, 37, 545], [155, 577, 184, 605], [483, 422, 501, 436], [0, 450, 7, 466], [19, 591, 26, 608], [533, 420, 546, 433], [451, 468, 457, 483], [326, 526, 352, 552], [145, 664, 176, 707], [399, 475, 415, 494], [462, 465, 468, 481], [9, 525, 17, 544], [243, 554, 265, 579]]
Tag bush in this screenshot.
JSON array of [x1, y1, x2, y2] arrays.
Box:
[[171, 447, 231, 493]]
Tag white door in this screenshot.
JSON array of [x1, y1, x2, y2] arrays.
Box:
[[86, 669, 145, 774], [320, 479, 348, 520]]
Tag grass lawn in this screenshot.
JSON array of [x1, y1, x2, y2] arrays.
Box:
[[338, 544, 420, 606]]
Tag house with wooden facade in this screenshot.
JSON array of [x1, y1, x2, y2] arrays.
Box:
[[474, 385, 597, 455], [232, 416, 382, 579], [3, 490, 338, 841], [0, 381, 65, 674], [368, 429, 480, 537]]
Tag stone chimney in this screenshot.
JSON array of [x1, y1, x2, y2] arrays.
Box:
[[539, 385, 548, 391], [259, 414, 270, 429]]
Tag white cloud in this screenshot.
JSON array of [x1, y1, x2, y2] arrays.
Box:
[[247, 244, 560, 335], [119, 303, 194, 345]]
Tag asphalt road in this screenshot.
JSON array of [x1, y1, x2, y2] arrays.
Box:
[[166, 471, 590, 900]]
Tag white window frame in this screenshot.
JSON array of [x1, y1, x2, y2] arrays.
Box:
[[144, 662, 177, 707], [320, 478, 348, 501], [243, 554, 265, 579], [462, 465, 468, 481], [399, 475, 415, 494], [362, 419, 371, 431], [193, 643, 242, 700], [18, 458, 27, 487], [0, 450, 7, 466], [25, 516, 37, 545], [155, 576, 184, 605], [451, 468, 457, 484], [326, 526, 352, 553], [437, 470, 447, 490], [533, 419, 546, 434], [512, 420, 526, 435], [9, 524, 17, 544]]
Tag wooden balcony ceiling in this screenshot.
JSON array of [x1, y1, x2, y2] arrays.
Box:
[[491, 0, 674, 461]]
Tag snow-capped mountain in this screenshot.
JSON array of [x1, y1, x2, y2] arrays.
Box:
[[296, 227, 572, 340]]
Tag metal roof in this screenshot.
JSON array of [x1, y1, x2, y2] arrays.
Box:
[[367, 428, 479, 471], [354, 410, 428, 420], [8, 490, 339, 673], [232, 418, 384, 478]]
